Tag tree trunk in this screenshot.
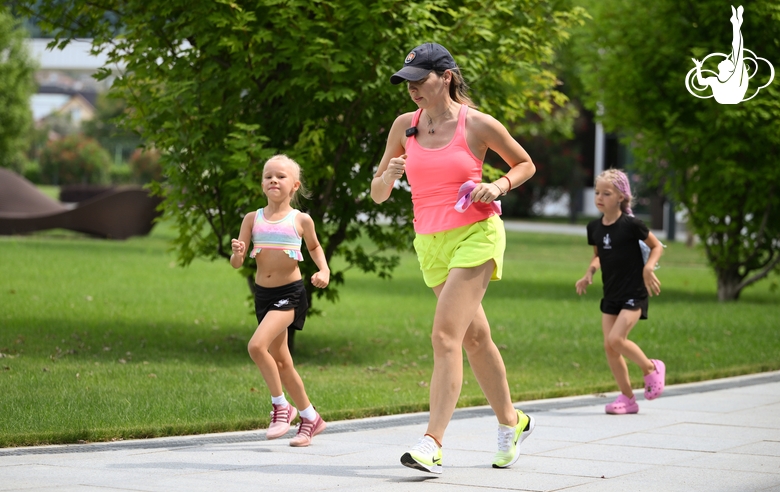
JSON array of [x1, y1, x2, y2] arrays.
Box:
[[568, 186, 582, 224], [649, 190, 665, 231], [716, 268, 743, 302]]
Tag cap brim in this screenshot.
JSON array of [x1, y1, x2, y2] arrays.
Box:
[[390, 66, 432, 85]]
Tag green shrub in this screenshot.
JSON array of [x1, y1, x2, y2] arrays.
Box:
[[38, 134, 112, 185], [21, 159, 41, 184], [110, 162, 133, 184]]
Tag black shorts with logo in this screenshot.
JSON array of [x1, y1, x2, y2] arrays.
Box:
[[254, 280, 308, 331], [600, 297, 648, 320]]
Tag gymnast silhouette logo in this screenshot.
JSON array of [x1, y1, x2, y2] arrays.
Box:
[[685, 5, 774, 104]]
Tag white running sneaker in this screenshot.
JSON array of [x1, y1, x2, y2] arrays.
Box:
[[400, 435, 443, 474], [492, 410, 534, 468]]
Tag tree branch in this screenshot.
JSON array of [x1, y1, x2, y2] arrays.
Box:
[[735, 251, 780, 292], [741, 185, 774, 267], [729, 184, 748, 273]]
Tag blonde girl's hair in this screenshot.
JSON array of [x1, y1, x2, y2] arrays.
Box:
[[435, 67, 476, 108], [596, 168, 634, 215], [263, 154, 312, 208]]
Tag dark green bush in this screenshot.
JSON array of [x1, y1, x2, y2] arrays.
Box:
[[21, 159, 41, 184]]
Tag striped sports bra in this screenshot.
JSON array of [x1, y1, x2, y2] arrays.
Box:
[[249, 208, 303, 261]]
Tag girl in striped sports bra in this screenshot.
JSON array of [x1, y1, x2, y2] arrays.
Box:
[[230, 154, 330, 447], [371, 43, 537, 473]]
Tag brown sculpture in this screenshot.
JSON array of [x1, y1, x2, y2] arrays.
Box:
[[0, 168, 162, 239]]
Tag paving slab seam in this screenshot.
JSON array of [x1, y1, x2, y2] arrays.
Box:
[[2, 370, 778, 458]]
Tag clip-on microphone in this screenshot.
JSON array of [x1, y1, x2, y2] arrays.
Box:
[[405, 127, 418, 137]]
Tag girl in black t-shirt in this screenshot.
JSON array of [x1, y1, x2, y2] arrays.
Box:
[[575, 169, 666, 415]]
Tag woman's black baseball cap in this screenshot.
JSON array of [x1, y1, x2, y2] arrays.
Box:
[[390, 43, 458, 85]]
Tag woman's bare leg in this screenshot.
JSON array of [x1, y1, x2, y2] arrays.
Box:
[[460, 304, 517, 426], [425, 261, 494, 443]]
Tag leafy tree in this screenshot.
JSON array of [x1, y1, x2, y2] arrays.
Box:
[[0, 7, 36, 173], [17, 0, 586, 315], [39, 134, 112, 185], [82, 93, 143, 164], [500, 102, 585, 218], [573, 0, 780, 301]]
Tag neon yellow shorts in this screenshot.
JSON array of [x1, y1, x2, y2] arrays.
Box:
[[412, 214, 506, 288]]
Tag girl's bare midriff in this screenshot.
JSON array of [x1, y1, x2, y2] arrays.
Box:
[[253, 249, 303, 288]]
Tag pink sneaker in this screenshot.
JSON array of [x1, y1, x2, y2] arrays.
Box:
[[605, 394, 639, 414], [289, 414, 327, 447], [644, 359, 666, 400], [266, 403, 297, 440]]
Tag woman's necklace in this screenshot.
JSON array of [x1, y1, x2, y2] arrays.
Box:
[[426, 104, 454, 134]]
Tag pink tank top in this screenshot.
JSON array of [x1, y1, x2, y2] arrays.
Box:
[[405, 105, 494, 234]]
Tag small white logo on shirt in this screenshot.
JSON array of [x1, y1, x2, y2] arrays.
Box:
[[603, 234, 612, 249], [274, 299, 290, 308]]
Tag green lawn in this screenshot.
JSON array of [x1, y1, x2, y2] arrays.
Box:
[[1, 221, 778, 447]]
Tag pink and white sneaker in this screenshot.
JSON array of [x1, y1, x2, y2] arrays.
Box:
[[644, 359, 666, 400], [289, 414, 327, 447], [266, 403, 298, 440], [605, 394, 639, 414]]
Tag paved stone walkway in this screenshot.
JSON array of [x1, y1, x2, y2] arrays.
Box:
[[2, 371, 779, 491]]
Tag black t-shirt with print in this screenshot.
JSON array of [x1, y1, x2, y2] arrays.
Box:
[[587, 214, 650, 301]]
